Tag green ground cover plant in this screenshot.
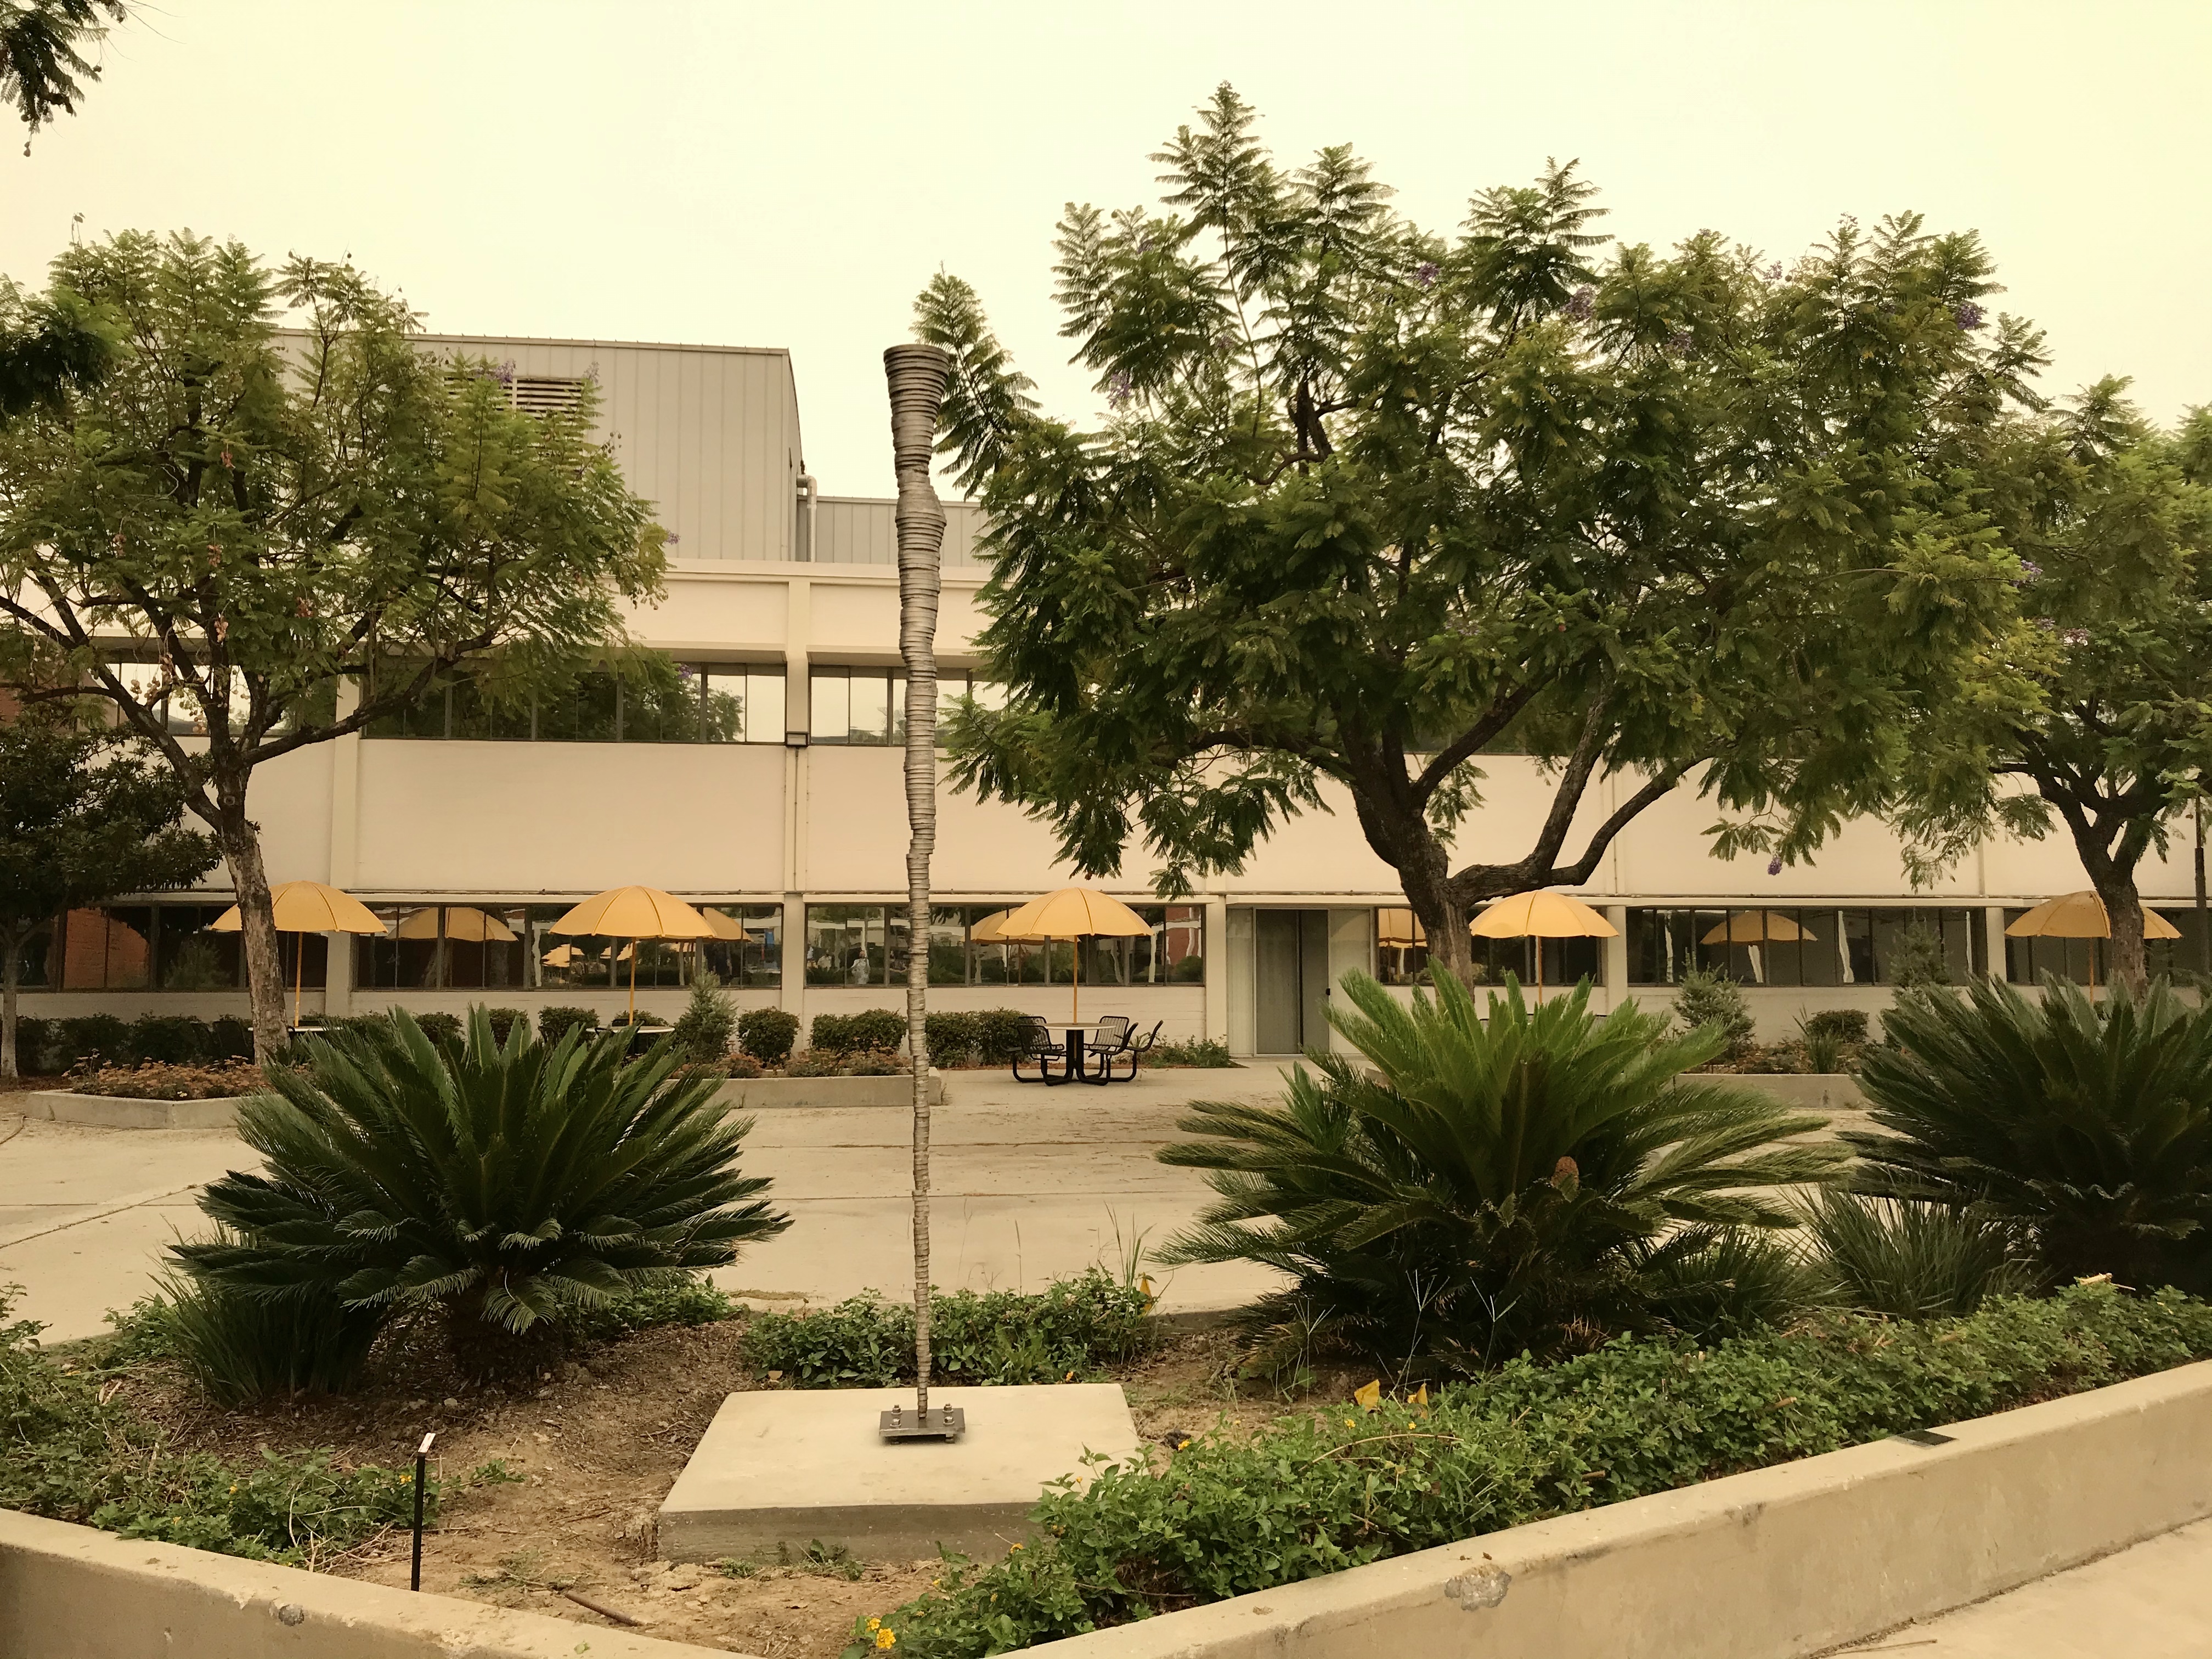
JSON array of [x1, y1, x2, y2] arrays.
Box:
[[1148, 1036, 1235, 1068], [0, 1292, 426, 1562], [744, 1268, 1152, 1387], [849, 1284, 2212, 1658]]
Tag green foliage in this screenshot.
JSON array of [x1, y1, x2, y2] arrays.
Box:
[[482, 1006, 529, 1044], [0, 2, 129, 138], [174, 1009, 790, 1357], [0, 719, 216, 1075], [672, 972, 737, 1064], [12, 1013, 51, 1072], [924, 1010, 982, 1066], [1803, 1009, 1870, 1045], [1851, 977, 2212, 1290], [737, 1006, 800, 1064], [922, 86, 2030, 964], [561, 1274, 741, 1343], [1156, 972, 1843, 1375], [0, 1290, 426, 1562], [1798, 1190, 2032, 1318], [411, 1009, 464, 1043], [1887, 923, 1953, 990], [536, 1005, 599, 1044], [1671, 966, 1756, 1056], [127, 1013, 208, 1065], [56, 1012, 125, 1067], [1634, 1226, 1826, 1342], [849, 1285, 2212, 1658], [1150, 1036, 1236, 1068], [972, 1007, 1034, 1067], [811, 1009, 907, 1056], [744, 1269, 1152, 1388], [108, 1271, 383, 1406]]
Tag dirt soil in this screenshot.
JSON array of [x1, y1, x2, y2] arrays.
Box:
[[110, 1317, 1357, 1659]]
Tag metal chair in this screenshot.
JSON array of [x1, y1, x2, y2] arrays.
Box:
[[1084, 1015, 1136, 1085], [1011, 1015, 1065, 1083], [1105, 1020, 1161, 1081]]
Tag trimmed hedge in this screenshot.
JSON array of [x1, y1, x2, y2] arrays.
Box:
[[537, 1005, 599, 1043], [924, 1011, 981, 1066], [738, 1006, 801, 1064], [848, 1285, 2212, 1658], [12, 1013, 253, 1074], [811, 1008, 907, 1056]]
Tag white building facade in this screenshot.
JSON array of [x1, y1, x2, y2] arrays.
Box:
[[20, 335, 2211, 1053]]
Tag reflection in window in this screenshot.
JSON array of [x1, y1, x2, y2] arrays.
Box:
[[43, 904, 252, 991], [2004, 907, 2206, 986], [809, 669, 984, 744], [804, 902, 1203, 988], [1626, 907, 1984, 986], [365, 659, 789, 743], [1372, 908, 1602, 988]]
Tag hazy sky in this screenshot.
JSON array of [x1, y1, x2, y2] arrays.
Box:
[[5, 1, 2208, 495]]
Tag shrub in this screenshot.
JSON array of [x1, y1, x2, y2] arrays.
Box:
[[57, 1013, 128, 1069], [1671, 966, 1755, 1056], [1851, 977, 2212, 1290], [1888, 923, 1953, 990], [744, 1269, 1152, 1387], [13, 1015, 53, 1074], [114, 1271, 384, 1406], [812, 1008, 907, 1056], [672, 972, 737, 1063], [923, 1010, 981, 1066], [849, 1286, 2212, 1658], [1156, 972, 1844, 1375], [176, 1009, 791, 1367], [1635, 1226, 1826, 1341], [563, 1275, 741, 1343], [738, 1006, 800, 1064], [126, 1013, 208, 1065], [1799, 1190, 2032, 1318], [73, 1062, 263, 1101], [1151, 1035, 1236, 1068], [537, 1005, 599, 1044], [784, 1049, 842, 1076], [972, 1008, 1033, 1067], [206, 1015, 255, 1060], [482, 1006, 530, 1044], [842, 1050, 902, 1076], [1, 1290, 427, 1562], [411, 1009, 464, 1043], [1803, 1009, 1870, 1045]]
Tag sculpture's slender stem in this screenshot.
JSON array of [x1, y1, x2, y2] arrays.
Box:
[[886, 344, 950, 1418]]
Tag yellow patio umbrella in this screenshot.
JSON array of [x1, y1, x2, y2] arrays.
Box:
[[1470, 890, 1618, 997], [699, 906, 748, 941], [967, 908, 1020, 944], [1701, 911, 1816, 944], [546, 885, 717, 1023], [394, 905, 515, 943], [210, 879, 387, 1027], [2005, 890, 2180, 991], [995, 886, 1153, 1022]]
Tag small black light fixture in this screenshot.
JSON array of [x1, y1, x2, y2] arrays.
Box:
[[784, 730, 810, 749], [410, 1431, 436, 1589]]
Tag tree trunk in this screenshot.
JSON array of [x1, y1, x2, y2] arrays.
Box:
[[887, 343, 950, 1416], [2096, 867, 2149, 997], [1, 927, 23, 1079], [209, 787, 287, 1063]]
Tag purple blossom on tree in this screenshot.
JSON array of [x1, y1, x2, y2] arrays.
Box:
[[2016, 560, 2042, 583], [1414, 261, 1439, 289], [1565, 286, 1594, 321], [1767, 855, 1784, 876], [1954, 302, 1985, 331], [2061, 627, 2090, 646], [1107, 370, 1135, 410]]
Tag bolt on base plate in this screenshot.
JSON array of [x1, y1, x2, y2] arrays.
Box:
[[879, 1403, 966, 1441]]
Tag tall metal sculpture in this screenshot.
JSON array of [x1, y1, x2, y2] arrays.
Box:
[[880, 343, 959, 1440]]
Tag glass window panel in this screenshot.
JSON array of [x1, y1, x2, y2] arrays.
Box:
[[807, 904, 882, 985], [889, 671, 908, 746], [537, 673, 619, 742], [527, 905, 613, 989], [1376, 907, 1429, 985], [620, 661, 699, 743], [702, 904, 782, 986], [159, 905, 243, 990], [746, 668, 787, 743], [365, 664, 448, 739], [810, 669, 849, 742], [848, 674, 890, 746], [926, 909, 970, 987], [275, 932, 328, 991], [450, 677, 533, 741], [701, 669, 746, 742], [92, 906, 154, 989], [15, 922, 55, 989]]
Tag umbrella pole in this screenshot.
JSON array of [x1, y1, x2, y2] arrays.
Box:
[[629, 945, 639, 1024], [1072, 938, 1080, 1025], [293, 934, 303, 1029]]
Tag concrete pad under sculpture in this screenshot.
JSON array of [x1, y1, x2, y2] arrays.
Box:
[[658, 1383, 1143, 1561]]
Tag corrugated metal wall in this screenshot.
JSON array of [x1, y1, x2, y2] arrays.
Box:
[[412, 336, 803, 563], [812, 496, 986, 566]]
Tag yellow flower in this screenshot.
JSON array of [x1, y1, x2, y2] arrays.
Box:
[[228, 1485, 238, 1494], [866, 1618, 881, 1632], [1344, 1418, 1356, 1427], [876, 1631, 896, 1650]]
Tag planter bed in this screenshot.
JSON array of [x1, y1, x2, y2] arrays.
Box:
[[15, 1087, 247, 1131]]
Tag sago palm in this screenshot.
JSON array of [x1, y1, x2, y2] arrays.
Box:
[[178, 1009, 788, 1355], [1850, 977, 2212, 1290], [1156, 972, 1843, 1375]]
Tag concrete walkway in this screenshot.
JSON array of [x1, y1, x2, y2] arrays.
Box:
[[0, 1065, 1293, 1343], [1829, 1518, 2212, 1657]]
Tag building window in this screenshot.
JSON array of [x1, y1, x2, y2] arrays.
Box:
[[40, 902, 307, 992], [365, 660, 788, 743], [1626, 906, 1985, 986], [807, 669, 989, 745], [1373, 907, 1604, 988], [354, 902, 781, 991], [804, 902, 1203, 988], [2004, 907, 2205, 986]]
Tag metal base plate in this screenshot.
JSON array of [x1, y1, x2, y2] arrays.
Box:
[[879, 1404, 966, 1441]]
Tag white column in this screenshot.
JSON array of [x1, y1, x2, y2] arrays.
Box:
[[1602, 906, 1630, 1014], [1204, 896, 1229, 1046], [324, 678, 362, 1017]]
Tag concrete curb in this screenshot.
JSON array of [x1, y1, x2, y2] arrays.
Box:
[[0, 1506, 752, 1659], [18, 1088, 245, 1130], [1028, 1358, 2212, 1658]]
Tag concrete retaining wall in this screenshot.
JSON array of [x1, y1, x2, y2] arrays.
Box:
[[18, 1088, 244, 1130], [1033, 1358, 2212, 1658], [713, 1070, 945, 1110], [0, 1507, 747, 1659], [1720, 1071, 1866, 1113]]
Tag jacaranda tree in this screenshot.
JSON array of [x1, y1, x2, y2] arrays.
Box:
[[920, 85, 2038, 980]]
